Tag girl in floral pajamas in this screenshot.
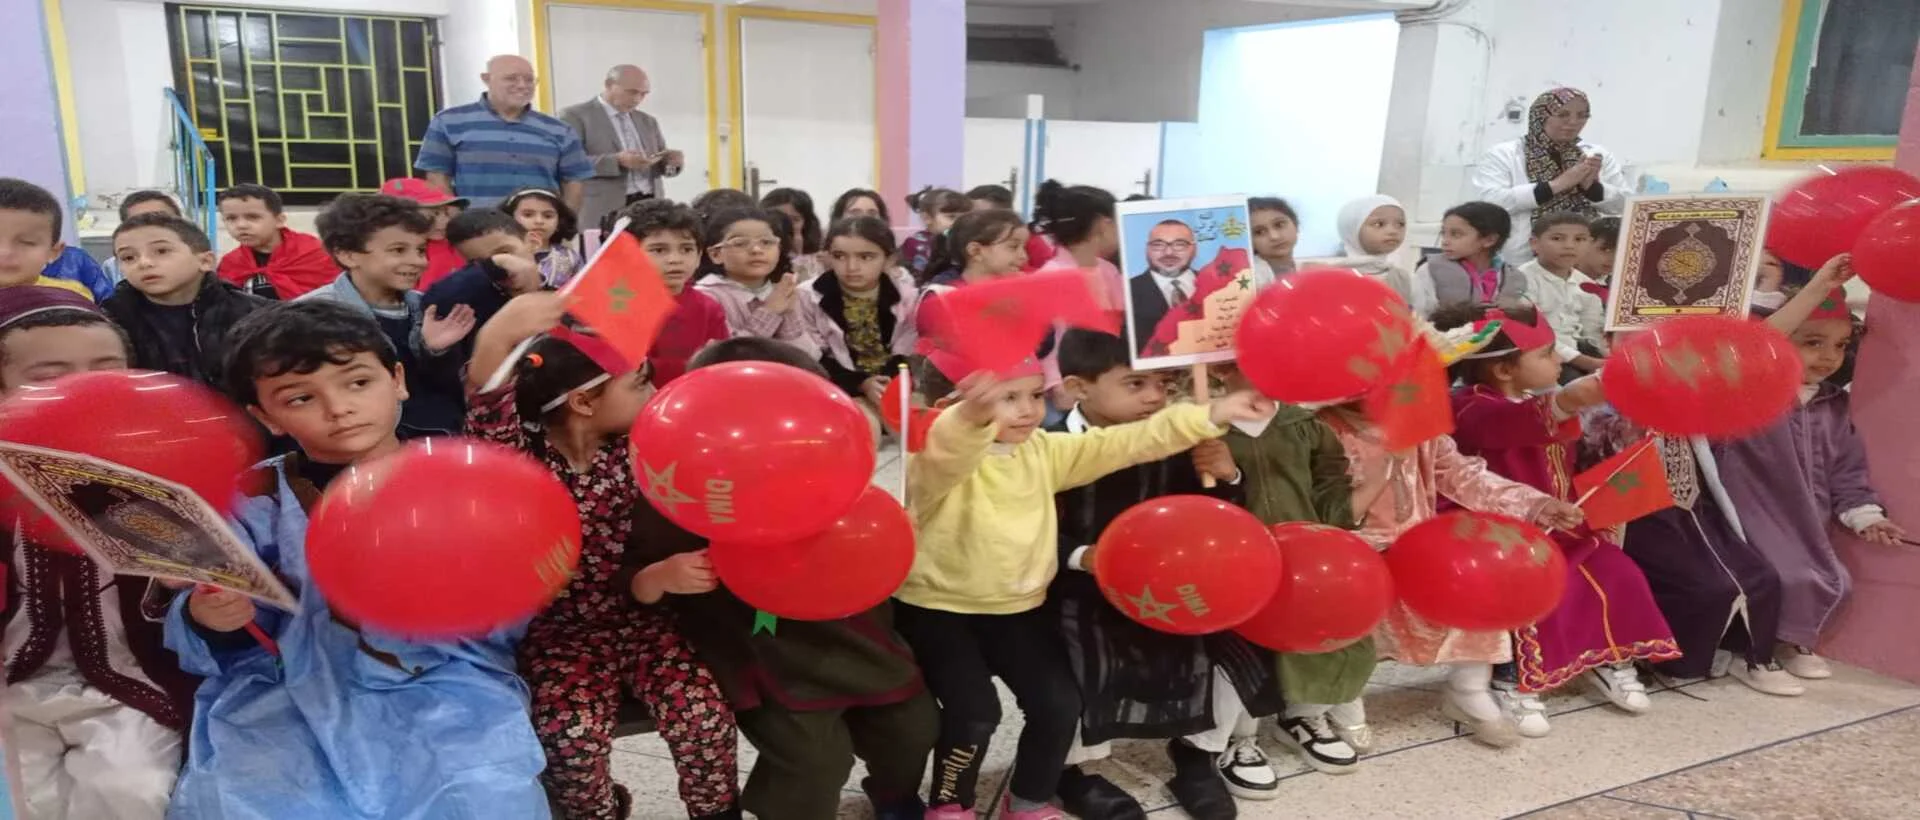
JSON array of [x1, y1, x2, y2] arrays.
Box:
[[467, 292, 740, 820]]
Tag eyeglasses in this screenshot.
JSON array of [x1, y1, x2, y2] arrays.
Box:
[[716, 237, 781, 252], [1147, 240, 1194, 253]]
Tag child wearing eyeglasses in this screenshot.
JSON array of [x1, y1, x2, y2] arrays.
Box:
[[694, 206, 823, 359]]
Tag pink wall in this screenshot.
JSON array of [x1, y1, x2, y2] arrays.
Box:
[[876, 0, 965, 226], [1816, 41, 1920, 684]]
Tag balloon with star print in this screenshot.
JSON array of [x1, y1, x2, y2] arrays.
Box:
[[1385, 511, 1566, 631], [630, 360, 875, 545], [1234, 268, 1413, 403], [1236, 523, 1393, 652], [1602, 315, 1801, 438], [1091, 495, 1283, 635]]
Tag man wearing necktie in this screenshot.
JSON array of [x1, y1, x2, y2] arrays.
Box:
[[1128, 220, 1198, 356], [561, 64, 685, 231]]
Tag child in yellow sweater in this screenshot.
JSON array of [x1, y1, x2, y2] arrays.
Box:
[[899, 355, 1271, 820]]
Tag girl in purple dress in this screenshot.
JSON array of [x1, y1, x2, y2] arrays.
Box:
[[1434, 304, 1680, 738], [1716, 256, 1909, 681]]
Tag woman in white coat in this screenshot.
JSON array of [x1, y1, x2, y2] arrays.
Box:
[[1471, 87, 1629, 260]]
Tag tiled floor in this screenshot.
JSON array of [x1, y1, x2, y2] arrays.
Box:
[[613, 449, 1920, 818]]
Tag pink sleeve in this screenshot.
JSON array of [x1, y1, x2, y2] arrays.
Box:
[[1430, 434, 1551, 522]]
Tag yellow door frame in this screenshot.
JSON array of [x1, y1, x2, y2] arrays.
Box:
[[725, 5, 880, 193], [42, 0, 86, 196], [1762, 0, 1898, 161], [528, 0, 723, 191]]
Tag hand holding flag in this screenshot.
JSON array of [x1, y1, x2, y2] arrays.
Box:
[[1572, 437, 1675, 530]]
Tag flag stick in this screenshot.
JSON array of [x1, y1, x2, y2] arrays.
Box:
[[1192, 362, 1215, 489], [897, 362, 911, 502], [1550, 436, 1656, 535]]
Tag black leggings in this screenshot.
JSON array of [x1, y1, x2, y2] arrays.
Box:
[[893, 603, 1082, 808]]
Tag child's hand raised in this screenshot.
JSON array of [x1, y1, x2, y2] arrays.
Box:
[[187, 587, 256, 633], [1535, 500, 1586, 531], [951, 372, 1005, 427], [1859, 519, 1909, 547], [1810, 253, 1856, 289], [422, 304, 478, 353], [1207, 390, 1275, 426], [491, 253, 544, 295]]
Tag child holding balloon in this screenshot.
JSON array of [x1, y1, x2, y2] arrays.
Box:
[[1315, 334, 1583, 748], [897, 351, 1274, 819], [166, 300, 551, 819], [464, 291, 741, 820], [0, 287, 200, 820], [1047, 330, 1278, 819], [1715, 255, 1908, 681], [623, 336, 939, 820], [1433, 304, 1679, 733]]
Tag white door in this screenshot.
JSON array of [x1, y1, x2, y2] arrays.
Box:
[[963, 117, 1027, 207], [1043, 120, 1163, 199], [737, 17, 876, 203], [546, 4, 712, 199]]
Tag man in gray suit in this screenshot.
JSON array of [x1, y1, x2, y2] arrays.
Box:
[[559, 64, 683, 231]]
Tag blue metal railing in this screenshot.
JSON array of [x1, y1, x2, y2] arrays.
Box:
[[163, 88, 218, 251]]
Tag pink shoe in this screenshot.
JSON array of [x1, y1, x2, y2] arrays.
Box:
[[924, 804, 975, 820], [999, 793, 1065, 820]]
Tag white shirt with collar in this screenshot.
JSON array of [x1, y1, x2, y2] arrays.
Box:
[[1517, 259, 1607, 363], [1149, 269, 1196, 307], [596, 96, 651, 196]]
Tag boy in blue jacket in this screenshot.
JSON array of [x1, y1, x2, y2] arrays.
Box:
[[163, 299, 549, 819]]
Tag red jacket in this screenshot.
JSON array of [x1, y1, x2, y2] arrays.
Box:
[[215, 228, 338, 299], [649, 287, 731, 387]]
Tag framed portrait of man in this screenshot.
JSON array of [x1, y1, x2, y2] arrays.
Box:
[[1605, 193, 1771, 331], [0, 442, 294, 609], [1116, 195, 1258, 370]]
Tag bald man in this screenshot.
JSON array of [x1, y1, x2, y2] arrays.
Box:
[[415, 54, 591, 210], [560, 64, 684, 231]]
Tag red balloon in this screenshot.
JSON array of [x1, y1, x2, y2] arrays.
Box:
[[1236, 523, 1393, 652], [1092, 496, 1282, 635], [1386, 511, 1567, 631], [1854, 201, 1920, 303], [1603, 316, 1801, 438], [1235, 268, 1413, 403], [307, 438, 582, 638], [0, 370, 261, 551], [1769, 166, 1920, 269], [709, 485, 913, 620], [631, 361, 874, 545]]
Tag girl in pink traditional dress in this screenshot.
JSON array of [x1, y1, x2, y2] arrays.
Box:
[[1433, 303, 1680, 739], [1316, 322, 1584, 748]]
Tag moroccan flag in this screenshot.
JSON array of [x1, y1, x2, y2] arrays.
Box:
[[920, 270, 1118, 374], [1363, 337, 1452, 450], [879, 368, 941, 453], [1573, 437, 1674, 530], [559, 231, 676, 367]]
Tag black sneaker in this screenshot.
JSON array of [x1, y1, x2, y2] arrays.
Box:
[[1057, 765, 1145, 820], [1275, 715, 1358, 775], [1167, 740, 1237, 820], [1216, 737, 1280, 801]]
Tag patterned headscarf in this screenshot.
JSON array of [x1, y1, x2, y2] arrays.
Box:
[[1523, 87, 1597, 218]]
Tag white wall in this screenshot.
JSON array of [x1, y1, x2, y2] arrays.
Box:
[[59, 0, 523, 202], [1380, 0, 1786, 223], [1051, 0, 1357, 123]]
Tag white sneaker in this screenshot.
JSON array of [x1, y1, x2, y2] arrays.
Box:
[[1730, 660, 1807, 697], [1274, 714, 1358, 774], [1778, 646, 1833, 680], [1440, 692, 1520, 748], [1709, 648, 1734, 679], [1585, 665, 1652, 714], [1216, 736, 1280, 800], [1327, 699, 1374, 754], [1492, 684, 1551, 738]]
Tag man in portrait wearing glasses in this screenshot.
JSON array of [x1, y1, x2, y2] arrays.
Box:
[[415, 54, 594, 212], [1129, 219, 1198, 357]]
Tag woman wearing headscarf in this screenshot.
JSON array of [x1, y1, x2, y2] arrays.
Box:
[[1471, 87, 1629, 260]]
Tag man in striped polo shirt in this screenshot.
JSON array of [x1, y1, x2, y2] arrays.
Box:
[[415, 54, 593, 211]]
